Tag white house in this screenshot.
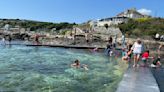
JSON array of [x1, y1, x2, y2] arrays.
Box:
[[89, 8, 151, 27], [96, 17, 128, 27], [117, 8, 150, 19]]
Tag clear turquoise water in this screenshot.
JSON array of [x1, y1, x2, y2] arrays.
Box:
[[0, 45, 126, 92]]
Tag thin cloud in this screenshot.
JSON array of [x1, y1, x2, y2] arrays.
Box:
[[137, 8, 152, 15]]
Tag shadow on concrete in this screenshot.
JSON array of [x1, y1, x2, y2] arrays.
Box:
[[151, 67, 164, 92]]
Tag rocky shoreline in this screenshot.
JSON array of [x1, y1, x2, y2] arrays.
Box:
[[1, 32, 164, 60]]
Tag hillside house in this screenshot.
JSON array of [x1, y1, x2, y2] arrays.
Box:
[[90, 8, 151, 27]]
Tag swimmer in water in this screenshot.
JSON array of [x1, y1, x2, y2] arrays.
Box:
[[71, 59, 89, 70], [93, 47, 98, 51]]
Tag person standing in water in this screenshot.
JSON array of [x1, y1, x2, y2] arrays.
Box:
[[106, 36, 113, 56], [2, 36, 6, 45], [8, 35, 12, 45]]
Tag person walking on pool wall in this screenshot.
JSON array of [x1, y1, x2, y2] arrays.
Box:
[[131, 38, 144, 67]]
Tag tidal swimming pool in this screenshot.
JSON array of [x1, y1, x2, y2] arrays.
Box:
[[0, 45, 127, 92]]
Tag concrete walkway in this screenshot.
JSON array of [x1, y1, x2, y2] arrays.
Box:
[[116, 67, 160, 92]]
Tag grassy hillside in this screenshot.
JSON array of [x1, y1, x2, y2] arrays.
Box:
[[0, 19, 76, 31], [118, 18, 164, 37]]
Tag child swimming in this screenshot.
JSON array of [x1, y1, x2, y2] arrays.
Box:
[[71, 59, 89, 70]]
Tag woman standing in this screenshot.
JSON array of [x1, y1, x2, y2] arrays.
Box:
[[131, 38, 144, 67]]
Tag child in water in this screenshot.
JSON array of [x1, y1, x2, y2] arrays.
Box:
[[71, 59, 89, 70], [122, 49, 132, 63], [2, 37, 6, 45], [93, 47, 98, 52], [122, 44, 133, 62]]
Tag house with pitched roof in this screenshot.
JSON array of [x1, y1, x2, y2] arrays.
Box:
[[117, 8, 150, 19], [89, 8, 151, 27]]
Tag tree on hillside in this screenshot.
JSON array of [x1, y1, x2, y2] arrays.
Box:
[[118, 19, 137, 34]]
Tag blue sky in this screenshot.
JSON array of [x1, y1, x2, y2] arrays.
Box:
[[0, 0, 163, 23]]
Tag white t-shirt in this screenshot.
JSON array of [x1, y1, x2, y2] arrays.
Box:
[[155, 34, 160, 38], [2, 38, 5, 42], [131, 42, 143, 54]]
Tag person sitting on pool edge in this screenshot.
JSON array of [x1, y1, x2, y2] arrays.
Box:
[[71, 59, 89, 70], [122, 49, 132, 63], [150, 56, 161, 68], [141, 50, 153, 67]]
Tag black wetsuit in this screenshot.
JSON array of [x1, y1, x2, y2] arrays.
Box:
[[106, 43, 113, 54], [8, 36, 12, 43], [153, 58, 160, 65]]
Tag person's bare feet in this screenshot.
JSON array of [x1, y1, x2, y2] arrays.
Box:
[[137, 64, 140, 68], [133, 64, 136, 67]]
